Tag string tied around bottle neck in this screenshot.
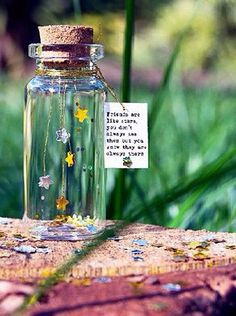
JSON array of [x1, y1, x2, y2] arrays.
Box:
[[35, 63, 126, 111]]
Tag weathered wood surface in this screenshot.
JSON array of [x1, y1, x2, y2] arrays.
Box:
[[0, 218, 236, 280], [1, 263, 236, 315]]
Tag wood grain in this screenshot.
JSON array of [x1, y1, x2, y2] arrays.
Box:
[[0, 218, 236, 281]]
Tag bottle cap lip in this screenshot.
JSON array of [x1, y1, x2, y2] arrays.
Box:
[[28, 43, 104, 62]]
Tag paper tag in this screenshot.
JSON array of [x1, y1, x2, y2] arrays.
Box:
[[104, 102, 148, 169]]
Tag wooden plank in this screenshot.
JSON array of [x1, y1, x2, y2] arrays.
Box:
[[1, 264, 236, 315], [0, 218, 236, 280]]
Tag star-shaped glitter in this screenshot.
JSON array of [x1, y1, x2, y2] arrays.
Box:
[[74, 107, 89, 123], [38, 175, 53, 190], [56, 196, 69, 211], [56, 128, 70, 144], [65, 151, 75, 167]]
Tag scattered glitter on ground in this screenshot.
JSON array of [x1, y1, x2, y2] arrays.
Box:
[[13, 245, 36, 254], [162, 283, 181, 292], [131, 249, 144, 255], [94, 277, 112, 283], [132, 239, 148, 247], [132, 256, 144, 262]]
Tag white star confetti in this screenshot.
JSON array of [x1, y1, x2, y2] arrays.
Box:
[[0, 218, 12, 225], [38, 175, 53, 190], [36, 246, 50, 253], [56, 128, 70, 144], [132, 239, 148, 247], [14, 245, 36, 254], [162, 283, 181, 292]]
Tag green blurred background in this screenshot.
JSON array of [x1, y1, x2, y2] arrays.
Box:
[[0, 0, 236, 231]]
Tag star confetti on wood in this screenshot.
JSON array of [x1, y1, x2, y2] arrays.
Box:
[[56, 128, 70, 144], [65, 151, 75, 167], [38, 175, 53, 190], [74, 107, 89, 123], [56, 196, 69, 211]]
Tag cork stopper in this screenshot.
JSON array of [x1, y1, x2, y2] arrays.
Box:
[[37, 25, 94, 69], [38, 25, 93, 45]]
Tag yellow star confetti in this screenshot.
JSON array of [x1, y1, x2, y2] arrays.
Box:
[[72, 277, 92, 286], [225, 244, 236, 250], [193, 251, 211, 260], [56, 196, 69, 211], [74, 107, 89, 123], [0, 251, 11, 258], [65, 151, 75, 167], [188, 241, 209, 251]]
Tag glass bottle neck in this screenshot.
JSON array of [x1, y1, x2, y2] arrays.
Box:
[[29, 43, 104, 77], [35, 60, 97, 77]]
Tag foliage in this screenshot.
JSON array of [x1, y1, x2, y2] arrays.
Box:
[[106, 83, 236, 232], [0, 0, 236, 232], [106, 0, 236, 232], [0, 77, 23, 217], [78, 13, 125, 57], [2, 1, 236, 314], [108, 0, 135, 218], [133, 0, 236, 72], [1, 0, 236, 75], [1, 79, 236, 231]]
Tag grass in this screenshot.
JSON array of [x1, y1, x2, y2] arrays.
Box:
[[0, 5, 233, 316], [0, 77, 24, 218], [1, 77, 236, 232], [3, 2, 236, 312], [109, 0, 135, 219], [126, 84, 236, 232], [0, 0, 236, 234], [12, 81, 236, 313]]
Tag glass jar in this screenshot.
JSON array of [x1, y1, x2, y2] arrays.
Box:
[[24, 42, 106, 240]]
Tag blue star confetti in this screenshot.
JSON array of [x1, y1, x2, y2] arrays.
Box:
[[132, 256, 144, 262], [86, 225, 97, 233], [131, 249, 144, 255], [132, 239, 148, 247], [94, 277, 112, 283]]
